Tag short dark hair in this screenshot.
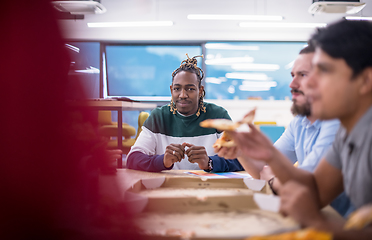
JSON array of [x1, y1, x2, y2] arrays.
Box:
[[309, 19, 372, 78], [299, 44, 315, 54]]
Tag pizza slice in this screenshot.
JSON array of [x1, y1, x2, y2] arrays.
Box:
[[199, 118, 240, 131], [212, 131, 236, 148], [246, 228, 332, 240], [200, 108, 256, 149], [344, 204, 372, 230]]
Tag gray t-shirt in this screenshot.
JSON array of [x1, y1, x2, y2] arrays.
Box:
[[325, 106, 372, 209]]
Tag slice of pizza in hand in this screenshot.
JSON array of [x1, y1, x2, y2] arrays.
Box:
[[199, 118, 240, 131], [200, 108, 256, 149], [344, 204, 372, 230], [200, 107, 256, 131], [246, 228, 332, 240], [212, 131, 236, 148], [238, 107, 256, 125]]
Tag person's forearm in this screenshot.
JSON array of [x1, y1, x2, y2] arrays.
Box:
[[127, 151, 169, 172], [210, 156, 244, 172], [267, 147, 316, 191], [237, 156, 266, 179]]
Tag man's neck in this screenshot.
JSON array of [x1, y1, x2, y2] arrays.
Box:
[[306, 115, 317, 124], [340, 98, 372, 133]]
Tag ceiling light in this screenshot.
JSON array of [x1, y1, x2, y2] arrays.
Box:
[[205, 57, 254, 65], [205, 43, 259, 51], [239, 22, 327, 28], [188, 14, 283, 21], [87, 21, 173, 28], [345, 16, 372, 21], [231, 63, 280, 71]]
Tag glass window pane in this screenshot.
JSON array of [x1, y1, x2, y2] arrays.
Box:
[[65, 42, 100, 99], [106, 45, 202, 98], [205, 42, 306, 100]]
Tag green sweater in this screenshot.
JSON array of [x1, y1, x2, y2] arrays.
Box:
[[127, 102, 243, 172]]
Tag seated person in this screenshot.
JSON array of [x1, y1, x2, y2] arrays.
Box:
[[217, 45, 352, 217], [225, 20, 372, 239], [126, 55, 242, 172]]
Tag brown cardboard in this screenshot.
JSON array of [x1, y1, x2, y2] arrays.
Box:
[[127, 177, 255, 213], [134, 209, 299, 239], [124, 176, 299, 239]]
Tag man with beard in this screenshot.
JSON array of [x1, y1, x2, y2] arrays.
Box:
[[216, 45, 352, 216], [218, 45, 339, 176], [226, 20, 372, 238]]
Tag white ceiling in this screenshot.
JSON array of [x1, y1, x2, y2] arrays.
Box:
[[58, 0, 372, 42]]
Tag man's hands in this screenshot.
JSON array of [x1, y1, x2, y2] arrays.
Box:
[[163, 143, 209, 170], [228, 124, 277, 163], [164, 143, 185, 168], [279, 181, 324, 228], [183, 143, 209, 170], [215, 124, 276, 163], [163, 143, 209, 169], [215, 145, 242, 159]]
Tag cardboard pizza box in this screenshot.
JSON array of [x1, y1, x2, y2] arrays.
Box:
[[124, 176, 270, 214]]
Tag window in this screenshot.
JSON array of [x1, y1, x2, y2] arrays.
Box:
[[65, 41, 100, 99], [204, 42, 306, 100], [105, 45, 202, 100]]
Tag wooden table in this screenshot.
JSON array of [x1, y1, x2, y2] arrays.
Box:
[[68, 100, 157, 168]]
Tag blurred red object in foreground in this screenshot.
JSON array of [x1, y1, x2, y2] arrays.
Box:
[[0, 1, 140, 239]]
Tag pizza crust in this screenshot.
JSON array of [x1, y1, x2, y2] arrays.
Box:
[[344, 204, 372, 230], [200, 108, 256, 149], [200, 118, 240, 131], [247, 228, 332, 240], [213, 131, 236, 148]]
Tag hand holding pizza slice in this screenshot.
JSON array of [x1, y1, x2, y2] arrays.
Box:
[[200, 108, 256, 149]]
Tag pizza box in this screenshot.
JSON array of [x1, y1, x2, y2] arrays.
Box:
[[124, 176, 271, 214], [123, 177, 299, 239]]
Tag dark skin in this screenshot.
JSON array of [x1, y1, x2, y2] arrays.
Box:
[[162, 71, 209, 170]]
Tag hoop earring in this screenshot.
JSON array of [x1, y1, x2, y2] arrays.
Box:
[[169, 99, 177, 114]]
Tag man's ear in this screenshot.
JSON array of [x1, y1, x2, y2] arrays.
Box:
[[360, 67, 372, 95], [199, 85, 205, 98]]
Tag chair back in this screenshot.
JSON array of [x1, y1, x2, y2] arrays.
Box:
[[98, 110, 113, 125], [135, 112, 149, 140]]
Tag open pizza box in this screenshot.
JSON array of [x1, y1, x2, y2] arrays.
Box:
[[124, 176, 274, 214], [123, 176, 299, 239]]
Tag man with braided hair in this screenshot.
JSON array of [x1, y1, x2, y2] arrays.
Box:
[[126, 55, 243, 172]]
